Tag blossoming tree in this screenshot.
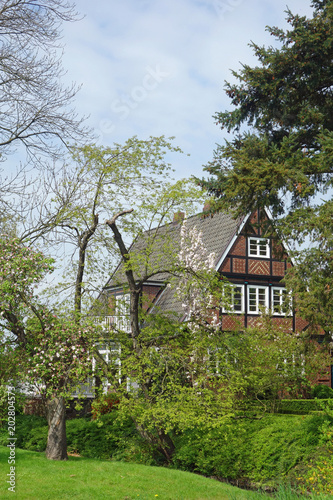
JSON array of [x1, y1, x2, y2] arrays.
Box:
[[0, 236, 95, 460]]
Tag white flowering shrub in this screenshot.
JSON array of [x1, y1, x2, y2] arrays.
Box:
[[175, 219, 226, 332]]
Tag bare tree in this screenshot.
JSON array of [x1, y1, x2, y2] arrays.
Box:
[[0, 0, 88, 164]]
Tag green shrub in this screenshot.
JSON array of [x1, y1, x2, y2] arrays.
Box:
[[0, 385, 26, 426], [311, 385, 333, 400], [172, 421, 249, 480], [173, 414, 330, 487], [251, 397, 333, 415], [67, 413, 155, 463], [0, 414, 48, 450], [91, 393, 119, 419], [3, 412, 155, 463], [66, 412, 136, 459], [5, 411, 333, 495], [276, 399, 322, 414]]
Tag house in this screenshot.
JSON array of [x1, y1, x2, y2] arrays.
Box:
[[98, 206, 332, 388]]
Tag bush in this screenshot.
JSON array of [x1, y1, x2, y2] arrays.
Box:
[[0, 385, 26, 426], [311, 385, 333, 400], [173, 414, 330, 488], [1, 412, 155, 463], [66, 412, 135, 459], [276, 399, 322, 414], [0, 414, 48, 451], [91, 393, 119, 419]]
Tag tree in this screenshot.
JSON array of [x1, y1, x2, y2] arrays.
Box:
[[102, 213, 226, 460], [0, 0, 87, 163], [199, 0, 333, 337], [27, 136, 200, 317], [25, 317, 94, 460], [0, 0, 89, 231], [0, 136, 203, 460], [0, 236, 95, 460]]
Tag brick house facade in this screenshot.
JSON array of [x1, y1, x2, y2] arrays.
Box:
[[100, 207, 332, 388]]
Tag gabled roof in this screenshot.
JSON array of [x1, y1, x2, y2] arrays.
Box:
[[152, 211, 248, 317], [104, 210, 245, 315]]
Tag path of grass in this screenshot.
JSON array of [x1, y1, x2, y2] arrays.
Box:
[[0, 445, 269, 500]]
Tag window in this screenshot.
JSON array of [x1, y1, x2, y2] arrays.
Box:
[[272, 287, 291, 316], [248, 237, 270, 258], [115, 294, 130, 331], [248, 286, 268, 314], [96, 342, 122, 389], [222, 285, 244, 313]]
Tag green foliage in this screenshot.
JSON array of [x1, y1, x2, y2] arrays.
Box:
[[312, 385, 333, 399], [199, 0, 333, 336], [0, 340, 25, 425], [1, 413, 153, 463], [3, 412, 333, 495], [290, 412, 333, 496], [91, 393, 119, 419], [275, 399, 326, 415], [0, 236, 54, 333], [225, 321, 329, 403], [0, 414, 48, 451], [101, 304, 328, 462], [49, 136, 204, 313], [282, 201, 333, 336], [65, 412, 142, 460], [0, 386, 25, 426], [24, 316, 95, 399], [0, 234, 96, 404], [173, 414, 330, 487], [201, 1, 333, 215], [296, 455, 333, 496]]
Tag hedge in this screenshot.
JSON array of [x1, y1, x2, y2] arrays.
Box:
[[0, 412, 154, 463], [276, 399, 333, 415]]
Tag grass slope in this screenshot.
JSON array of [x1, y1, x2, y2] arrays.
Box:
[[0, 446, 266, 500]]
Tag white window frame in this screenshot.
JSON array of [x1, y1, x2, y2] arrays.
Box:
[[248, 237, 270, 258], [97, 342, 122, 388], [115, 294, 130, 332], [271, 287, 291, 316], [222, 285, 245, 314], [248, 285, 269, 314]]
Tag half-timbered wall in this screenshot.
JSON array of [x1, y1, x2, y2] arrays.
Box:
[[218, 209, 295, 331]]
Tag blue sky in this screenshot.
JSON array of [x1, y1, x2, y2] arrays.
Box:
[[61, 0, 314, 179]]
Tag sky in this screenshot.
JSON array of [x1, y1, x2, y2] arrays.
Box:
[[59, 0, 315, 180]]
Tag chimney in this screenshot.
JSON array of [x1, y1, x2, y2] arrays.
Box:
[[173, 212, 185, 223], [202, 200, 217, 219], [203, 201, 211, 213]]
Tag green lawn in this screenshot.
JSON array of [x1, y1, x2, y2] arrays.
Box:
[[2, 446, 333, 500], [0, 445, 269, 500]]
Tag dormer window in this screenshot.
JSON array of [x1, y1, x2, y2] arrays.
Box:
[[248, 237, 270, 258]]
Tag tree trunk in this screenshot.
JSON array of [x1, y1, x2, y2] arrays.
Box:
[[45, 397, 68, 460], [157, 430, 176, 463], [134, 421, 175, 463]]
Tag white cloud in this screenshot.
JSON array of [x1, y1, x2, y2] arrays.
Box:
[[59, 0, 316, 177]]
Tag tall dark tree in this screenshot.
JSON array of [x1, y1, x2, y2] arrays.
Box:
[[200, 0, 333, 337]]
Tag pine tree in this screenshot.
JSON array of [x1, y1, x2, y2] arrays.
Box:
[[200, 0, 333, 336]]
